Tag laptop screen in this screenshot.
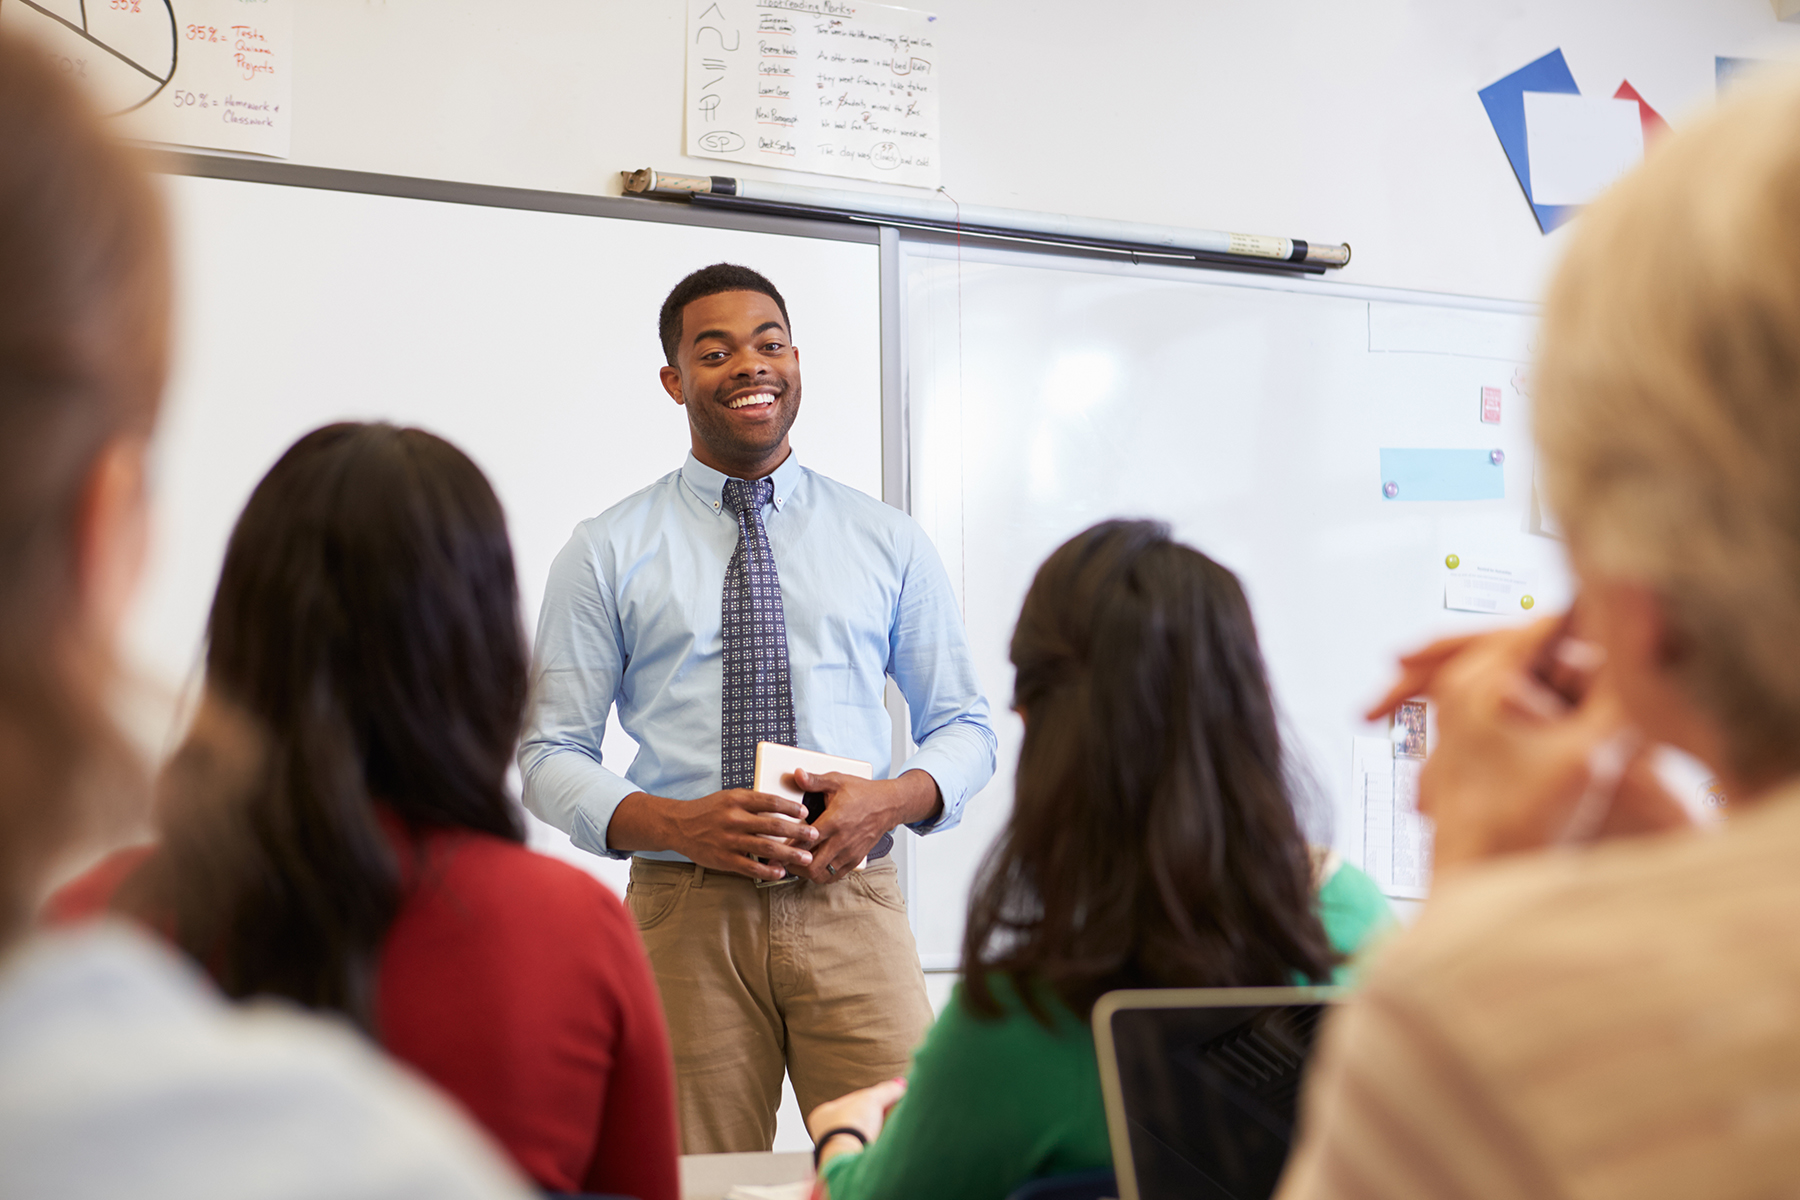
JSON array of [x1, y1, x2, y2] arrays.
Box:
[[1095, 989, 1340, 1200]]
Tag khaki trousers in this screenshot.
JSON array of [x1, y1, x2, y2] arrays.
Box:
[[626, 856, 933, 1154]]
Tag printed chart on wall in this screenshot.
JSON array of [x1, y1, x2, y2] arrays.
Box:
[[1352, 723, 1431, 902], [1, 0, 292, 157], [685, 0, 940, 187]]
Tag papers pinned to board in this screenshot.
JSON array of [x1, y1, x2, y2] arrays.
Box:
[[1443, 558, 1538, 615], [1352, 735, 1432, 900], [685, 0, 942, 187], [1478, 48, 1664, 235]]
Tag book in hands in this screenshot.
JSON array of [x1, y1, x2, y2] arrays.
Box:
[[753, 741, 873, 880]]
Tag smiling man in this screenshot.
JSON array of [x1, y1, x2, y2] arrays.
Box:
[[520, 263, 995, 1153]]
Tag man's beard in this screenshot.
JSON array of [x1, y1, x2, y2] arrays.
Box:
[[689, 381, 801, 467]]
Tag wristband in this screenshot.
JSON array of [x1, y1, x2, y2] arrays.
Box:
[[812, 1126, 868, 1170]]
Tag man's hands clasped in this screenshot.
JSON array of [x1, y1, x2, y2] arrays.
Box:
[[788, 768, 937, 884], [666, 788, 822, 881], [608, 767, 940, 884], [606, 787, 817, 883]]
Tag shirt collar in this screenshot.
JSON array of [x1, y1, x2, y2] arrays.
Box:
[[680, 449, 805, 515]]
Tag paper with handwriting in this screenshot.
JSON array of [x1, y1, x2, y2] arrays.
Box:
[[114, 0, 293, 157], [686, 0, 940, 187]]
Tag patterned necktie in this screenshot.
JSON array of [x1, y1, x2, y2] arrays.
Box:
[[720, 477, 797, 790]]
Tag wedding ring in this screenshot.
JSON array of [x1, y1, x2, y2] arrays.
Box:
[[826, 863, 837, 876]]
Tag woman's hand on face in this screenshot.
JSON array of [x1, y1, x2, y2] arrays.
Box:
[[806, 1077, 908, 1164], [1402, 619, 1693, 871]]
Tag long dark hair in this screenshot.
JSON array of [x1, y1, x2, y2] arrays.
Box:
[[126, 423, 529, 1027], [962, 520, 1335, 1023], [0, 33, 168, 932]]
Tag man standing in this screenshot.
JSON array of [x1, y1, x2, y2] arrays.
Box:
[[521, 263, 995, 1153]]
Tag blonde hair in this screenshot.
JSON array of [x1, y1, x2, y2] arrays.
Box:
[[1536, 72, 1800, 776], [0, 32, 169, 929]]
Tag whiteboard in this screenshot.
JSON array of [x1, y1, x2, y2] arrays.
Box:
[[900, 240, 1560, 968], [126, 170, 884, 893]]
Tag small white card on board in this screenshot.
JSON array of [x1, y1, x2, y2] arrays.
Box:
[[1444, 559, 1539, 615]]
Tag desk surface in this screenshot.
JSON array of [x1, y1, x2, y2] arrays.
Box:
[[679, 1151, 812, 1200]]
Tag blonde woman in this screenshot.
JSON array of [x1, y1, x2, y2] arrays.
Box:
[[0, 32, 525, 1198], [1279, 75, 1800, 1199]]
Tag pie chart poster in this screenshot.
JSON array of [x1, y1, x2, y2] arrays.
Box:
[[2, 0, 292, 158]]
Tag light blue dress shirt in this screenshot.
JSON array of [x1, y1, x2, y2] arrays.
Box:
[[520, 451, 996, 862]]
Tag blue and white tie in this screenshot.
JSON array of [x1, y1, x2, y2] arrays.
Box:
[[720, 477, 797, 791]]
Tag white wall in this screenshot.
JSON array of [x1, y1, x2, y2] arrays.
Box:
[[269, 1, 1800, 304]]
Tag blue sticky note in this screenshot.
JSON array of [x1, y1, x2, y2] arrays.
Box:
[[1478, 49, 1580, 235], [1380, 449, 1505, 502]]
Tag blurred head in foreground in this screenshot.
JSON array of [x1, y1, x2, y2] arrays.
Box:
[[1535, 74, 1800, 796], [0, 31, 169, 934], [961, 519, 1334, 1022], [129, 422, 530, 1027]]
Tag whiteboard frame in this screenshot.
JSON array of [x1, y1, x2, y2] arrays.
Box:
[[138, 157, 1546, 954], [147, 152, 905, 487], [891, 231, 1543, 969]]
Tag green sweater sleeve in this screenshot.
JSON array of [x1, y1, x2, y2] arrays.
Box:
[[819, 979, 1113, 1200], [822, 869, 1393, 1199], [1317, 860, 1398, 983]]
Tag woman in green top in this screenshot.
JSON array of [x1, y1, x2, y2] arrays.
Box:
[[808, 520, 1395, 1200]]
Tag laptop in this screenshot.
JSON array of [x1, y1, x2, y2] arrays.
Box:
[[1093, 986, 1344, 1200]]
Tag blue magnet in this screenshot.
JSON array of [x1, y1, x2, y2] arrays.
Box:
[[1490, 449, 1506, 466], [1382, 481, 1399, 499]]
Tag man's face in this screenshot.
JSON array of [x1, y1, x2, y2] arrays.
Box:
[[660, 289, 802, 473]]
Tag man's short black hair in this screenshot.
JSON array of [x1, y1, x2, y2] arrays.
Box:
[[658, 263, 792, 366]]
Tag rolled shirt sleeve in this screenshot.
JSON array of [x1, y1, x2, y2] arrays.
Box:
[[889, 521, 996, 835]]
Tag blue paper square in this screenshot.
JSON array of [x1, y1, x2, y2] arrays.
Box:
[[1478, 49, 1581, 235]]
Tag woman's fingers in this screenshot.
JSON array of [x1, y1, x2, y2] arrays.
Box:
[[1363, 635, 1474, 720], [1420, 633, 1644, 869], [1364, 618, 1576, 723]]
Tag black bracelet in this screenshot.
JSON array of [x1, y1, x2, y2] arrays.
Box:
[[812, 1126, 868, 1169]]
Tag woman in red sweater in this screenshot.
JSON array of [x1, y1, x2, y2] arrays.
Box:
[[50, 422, 679, 1200]]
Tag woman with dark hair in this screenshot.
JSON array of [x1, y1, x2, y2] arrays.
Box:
[[805, 520, 1392, 1200], [54, 422, 680, 1200], [0, 29, 525, 1199]]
